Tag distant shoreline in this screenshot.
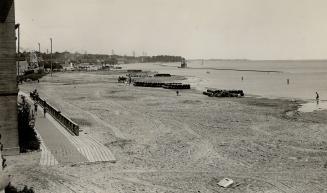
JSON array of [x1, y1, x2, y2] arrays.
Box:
[[187, 67, 282, 73], [155, 63, 283, 73], [188, 59, 327, 62]]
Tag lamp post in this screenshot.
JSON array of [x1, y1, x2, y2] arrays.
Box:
[[50, 38, 52, 76], [15, 23, 20, 76]]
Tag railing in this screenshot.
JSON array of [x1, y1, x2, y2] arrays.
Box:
[[31, 93, 79, 136]]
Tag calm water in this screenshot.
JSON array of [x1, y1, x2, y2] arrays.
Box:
[[122, 60, 327, 111]]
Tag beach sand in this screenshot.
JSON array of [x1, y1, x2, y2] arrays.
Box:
[[9, 71, 327, 192]]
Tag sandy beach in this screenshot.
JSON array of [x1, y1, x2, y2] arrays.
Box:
[[8, 70, 327, 192]]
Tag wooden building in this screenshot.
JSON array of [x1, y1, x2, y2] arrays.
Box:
[[0, 0, 19, 155]]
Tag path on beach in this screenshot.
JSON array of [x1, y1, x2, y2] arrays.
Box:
[[35, 111, 87, 165], [22, 92, 116, 166]]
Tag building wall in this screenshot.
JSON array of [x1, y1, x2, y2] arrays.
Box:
[[0, 0, 19, 155]]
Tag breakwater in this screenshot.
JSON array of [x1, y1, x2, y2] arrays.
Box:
[[203, 89, 244, 97], [133, 81, 190, 89]]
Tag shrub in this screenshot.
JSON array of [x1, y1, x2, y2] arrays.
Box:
[[5, 183, 35, 193], [17, 96, 40, 153], [18, 71, 46, 82]]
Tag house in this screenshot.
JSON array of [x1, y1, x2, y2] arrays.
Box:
[[17, 61, 29, 75], [62, 62, 75, 71], [116, 57, 127, 64]]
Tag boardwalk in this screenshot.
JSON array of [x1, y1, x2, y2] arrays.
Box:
[[36, 130, 59, 166], [22, 92, 116, 166], [46, 111, 116, 164], [35, 112, 88, 164]]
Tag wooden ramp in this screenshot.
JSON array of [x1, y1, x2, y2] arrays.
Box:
[[34, 100, 116, 166]]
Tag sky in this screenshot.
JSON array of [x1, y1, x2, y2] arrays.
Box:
[[15, 0, 327, 60]]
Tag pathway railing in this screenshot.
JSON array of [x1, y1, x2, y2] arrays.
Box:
[[31, 93, 79, 136]]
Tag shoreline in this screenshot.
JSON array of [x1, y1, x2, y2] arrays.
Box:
[[21, 69, 325, 113], [128, 61, 327, 103], [155, 63, 283, 73], [180, 74, 327, 113], [20, 69, 326, 114], [182, 74, 326, 113]]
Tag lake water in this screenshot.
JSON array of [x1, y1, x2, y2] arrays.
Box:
[[122, 60, 327, 112]]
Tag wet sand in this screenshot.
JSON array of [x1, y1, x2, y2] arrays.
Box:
[[8, 71, 327, 193]]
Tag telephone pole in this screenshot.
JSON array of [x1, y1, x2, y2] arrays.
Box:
[[50, 38, 52, 76]]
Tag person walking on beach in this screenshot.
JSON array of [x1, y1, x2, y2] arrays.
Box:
[[315, 92, 320, 105], [43, 107, 47, 118], [316, 92, 319, 101], [34, 102, 38, 115], [31, 109, 35, 120], [128, 75, 132, 85]]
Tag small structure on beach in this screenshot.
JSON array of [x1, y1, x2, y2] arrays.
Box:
[[162, 83, 190, 89], [118, 76, 127, 83], [180, 58, 187, 68], [203, 89, 244, 97], [218, 178, 234, 188], [154, 73, 171, 77], [133, 81, 190, 89]]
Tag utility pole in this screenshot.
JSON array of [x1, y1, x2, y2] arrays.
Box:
[[50, 38, 52, 76], [38, 42, 40, 53]]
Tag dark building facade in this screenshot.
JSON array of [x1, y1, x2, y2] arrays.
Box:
[[0, 0, 19, 155]]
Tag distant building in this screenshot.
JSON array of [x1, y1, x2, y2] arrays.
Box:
[[87, 65, 101, 71], [62, 62, 75, 71], [17, 60, 29, 75], [29, 52, 39, 69], [74, 63, 101, 71], [75, 63, 90, 70], [116, 57, 127, 64]]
